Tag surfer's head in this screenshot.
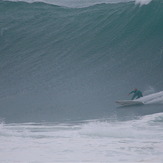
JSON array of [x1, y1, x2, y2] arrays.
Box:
[[134, 88, 137, 91]]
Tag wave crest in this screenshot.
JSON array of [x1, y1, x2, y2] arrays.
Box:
[[135, 0, 153, 5], [4, 0, 153, 8]]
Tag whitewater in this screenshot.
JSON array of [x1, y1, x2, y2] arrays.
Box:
[[0, 112, 163, 163], [4, 0, 153, 8]]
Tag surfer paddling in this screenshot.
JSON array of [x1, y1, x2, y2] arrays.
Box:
[[128, 88, 143, 100]]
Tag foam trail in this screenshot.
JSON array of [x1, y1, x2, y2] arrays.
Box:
[[137, 91, 163, 104]]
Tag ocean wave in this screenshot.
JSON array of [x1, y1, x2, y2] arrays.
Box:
[[80, 112, 163, 138], [3, 0, 154, 8], [0, 0, 162, 122]]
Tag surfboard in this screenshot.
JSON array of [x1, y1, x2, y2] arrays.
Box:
[[115, 100, 144, 106]]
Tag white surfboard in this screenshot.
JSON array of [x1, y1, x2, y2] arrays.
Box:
[[116, 100, 144, 106]]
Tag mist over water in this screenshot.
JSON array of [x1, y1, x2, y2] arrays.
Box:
[[0, 0, 163, 122]]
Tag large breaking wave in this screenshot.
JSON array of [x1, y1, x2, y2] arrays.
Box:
[[0, 0, 163, 122]]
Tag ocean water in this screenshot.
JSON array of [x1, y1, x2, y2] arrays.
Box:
[[0, 0, 163, 162], [0, 113, 163, 162]]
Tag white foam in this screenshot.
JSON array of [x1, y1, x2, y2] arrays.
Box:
[[80, 113, 163, 138], [3, 0, 153, 8], [136, 91, 163, 104], [0, 113, 163, 162], [135, 0, 152, 5]]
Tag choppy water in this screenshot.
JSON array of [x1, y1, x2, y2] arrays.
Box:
[[0, 112, 163, 162]]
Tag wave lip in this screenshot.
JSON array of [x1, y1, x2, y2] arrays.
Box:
[[4, 0, 153, 8], [135, 0, 153, 5]]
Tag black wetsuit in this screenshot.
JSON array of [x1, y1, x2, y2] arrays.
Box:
[[129, 90, 143, 100]]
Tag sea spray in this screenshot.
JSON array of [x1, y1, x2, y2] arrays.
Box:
[[135, 0, 153, 5]]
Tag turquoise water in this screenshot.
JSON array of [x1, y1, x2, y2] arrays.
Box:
[[0, 0, 163, 122]]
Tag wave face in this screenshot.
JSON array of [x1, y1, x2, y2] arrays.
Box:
[[0, 0, 163, 122]]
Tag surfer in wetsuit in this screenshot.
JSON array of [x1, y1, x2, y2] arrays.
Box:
[[128, 88, 143, 100]]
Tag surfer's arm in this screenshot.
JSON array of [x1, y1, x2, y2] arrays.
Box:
[[128, 91, 134, 95]]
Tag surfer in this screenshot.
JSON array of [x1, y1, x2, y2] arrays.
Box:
[[128, 88, 143, 100]]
